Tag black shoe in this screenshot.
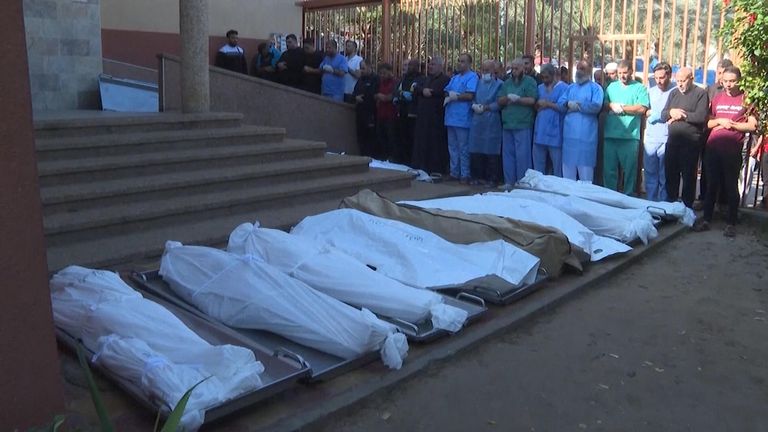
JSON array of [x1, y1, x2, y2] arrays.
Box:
[[692, 219, 710, 232]]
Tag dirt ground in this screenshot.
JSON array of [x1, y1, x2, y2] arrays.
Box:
[[308, 218, 768, 432]]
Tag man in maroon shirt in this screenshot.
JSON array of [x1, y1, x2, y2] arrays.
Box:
[[694, 66, 758, 236], [375, 63, 398, 160]]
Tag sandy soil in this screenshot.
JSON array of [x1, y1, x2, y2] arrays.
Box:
[[309, 218, 768, 432]]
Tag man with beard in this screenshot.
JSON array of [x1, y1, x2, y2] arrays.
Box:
[[215, 29, 247, 74], [443, 53, 479, 182], [533, 63, 568, 176], [694, 66, 757, 236], [557, 60, 604, 182], [643, 62, 675, 201], [497, 58, 538, 186], [316, 40, 348, 102], [275, 34, 305, 88], [522, 54, 541, 84], [602, 60, 649, 195], [661, 67, 709, 208], [301, 38, 324, 94], [395, 59, 420, 164], [469, 59, 504, 186], [412, 56, 451, 175]]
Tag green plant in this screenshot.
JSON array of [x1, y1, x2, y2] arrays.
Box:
[[720, 0, 768, 131]]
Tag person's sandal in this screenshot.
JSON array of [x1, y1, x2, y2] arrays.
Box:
[[692, 219, 710, 232], [723, 224, 736, 237]]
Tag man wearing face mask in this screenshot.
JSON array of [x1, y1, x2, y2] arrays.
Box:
[[468, 59, 504, 186], [496, 58, 538, 187], [557, 60, 604, 182], [412, 56, 451, 175], [602, 60, 649, 195], [533, 63, 568, 176], [661, 67, 709, 208]]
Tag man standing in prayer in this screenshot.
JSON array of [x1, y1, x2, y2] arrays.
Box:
[[602, 60, 650, 195], [395, 59, 421, 165], [497, 58, 538, 187], [661, 67, 709, 208], [643, 62, 675, 201], [533, 63, 568, 176], [557, 60, 604, 182], [443, 53, 479, 182], [353, 59, 378, 158], [301, 38, 324, 94], [468, 59, 504, 186], [215, 29, 247, 74], [412, 56, 451, 175], [343, 40, 363, 103], [522, 54, 542, 84], [375, 63, 399, 161], [603, 62, 618, 87], [316, 40, 348, 102], [275, 34, 305, 89], [694, 66, 757, 236]]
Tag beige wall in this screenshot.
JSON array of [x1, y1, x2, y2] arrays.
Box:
[[101, 0, 302, 39]]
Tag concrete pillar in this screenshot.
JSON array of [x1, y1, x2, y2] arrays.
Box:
[[179, 0, 210, 113], [0, 1, 65, 430]]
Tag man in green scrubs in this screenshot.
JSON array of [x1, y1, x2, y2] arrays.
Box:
[[602, 59, 650, 195]]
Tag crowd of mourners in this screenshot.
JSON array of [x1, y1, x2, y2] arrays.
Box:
[[214, 29, 764, 238]]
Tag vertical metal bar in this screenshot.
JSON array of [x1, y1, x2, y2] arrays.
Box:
[[691, 0, 701, 74], [632, 0, 640, 60], [680, 0, 689, 67], [716, 6, 725, 62], [383, 0, 391, 62], [703, 0, 715, 85], [609, 0, 616, 58], [620, 0, 628, 59], [643, 0, 653, 83], [668, 0, 676, 66], [497, 0, 502, 63], [599, 0, 605, 35], [655, 0, 663, 61], [513, 0, 519, 57], [504, 0, 509, 63], [557, 0, 564, 65]]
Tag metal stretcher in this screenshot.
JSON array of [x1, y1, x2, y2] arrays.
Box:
[[131, 271, 380, 382], [431, 271, 549, 305], [55, 288, 311, 426]]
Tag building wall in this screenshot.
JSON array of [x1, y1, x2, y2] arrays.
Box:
[[101, 0, 303, 70], [23, 0, 103, 111], [0, 1, 65, 430]]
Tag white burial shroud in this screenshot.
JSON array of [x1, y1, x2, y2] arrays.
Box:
[[227, 222, 468, 332], [400, 195, 631, 261], [491, 188, 659, 244], [290, 208, 540, 288], [159, 241, 409, 369], [50, 265, 265, 431], [519, 169, 696, 226]]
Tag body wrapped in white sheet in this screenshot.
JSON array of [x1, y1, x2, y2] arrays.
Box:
[[227, 222, 468, 332], [492, 189, 659, 244], [400, 195, 631, 261], [290, 209, 540, 287], [50, 266, 265, 431], [159, 241, 408, 369], [519, 169, 696, 226]]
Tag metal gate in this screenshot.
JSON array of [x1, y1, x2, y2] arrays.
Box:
[[301, 0, 729, 84]]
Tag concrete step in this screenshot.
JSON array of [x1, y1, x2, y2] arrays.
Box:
[[45, 178, 471, 271], [35, 125, 286, 160], [33, 112, 244, 139], [38, 139, 327, 185], [44, 169, 414, 269], [41, 154, 372, 213]]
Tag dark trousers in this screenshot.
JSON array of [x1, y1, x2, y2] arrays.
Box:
[[356, 115, 376, 158], [376, 119, 398, 161], [665, 138, 701, 208], [397, 116, 416, 166], [699, 144, 728, 204], [470, 153, 501, 183], [703, 145, 742, 225]]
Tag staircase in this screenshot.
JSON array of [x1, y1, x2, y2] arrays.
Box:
[[36, 112, 413, 271]]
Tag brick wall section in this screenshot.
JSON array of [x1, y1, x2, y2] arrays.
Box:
[[23, 0, 103, 111]]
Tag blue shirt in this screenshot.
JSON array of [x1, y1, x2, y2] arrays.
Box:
[[320, 55, 349, 99], [645, 84, 675, 143], [534, 81, 568, 147], [444, 71, 479, 128]]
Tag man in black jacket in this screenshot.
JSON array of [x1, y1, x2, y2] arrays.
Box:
[[275, 34, 305, 88], [412, 56, 451, 174], [215, 30, 248, 74], [301, 37, 324, 94], [353, 60, 378, 158], [395, 59, 420, 165], [661, 67, 710, 208]]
